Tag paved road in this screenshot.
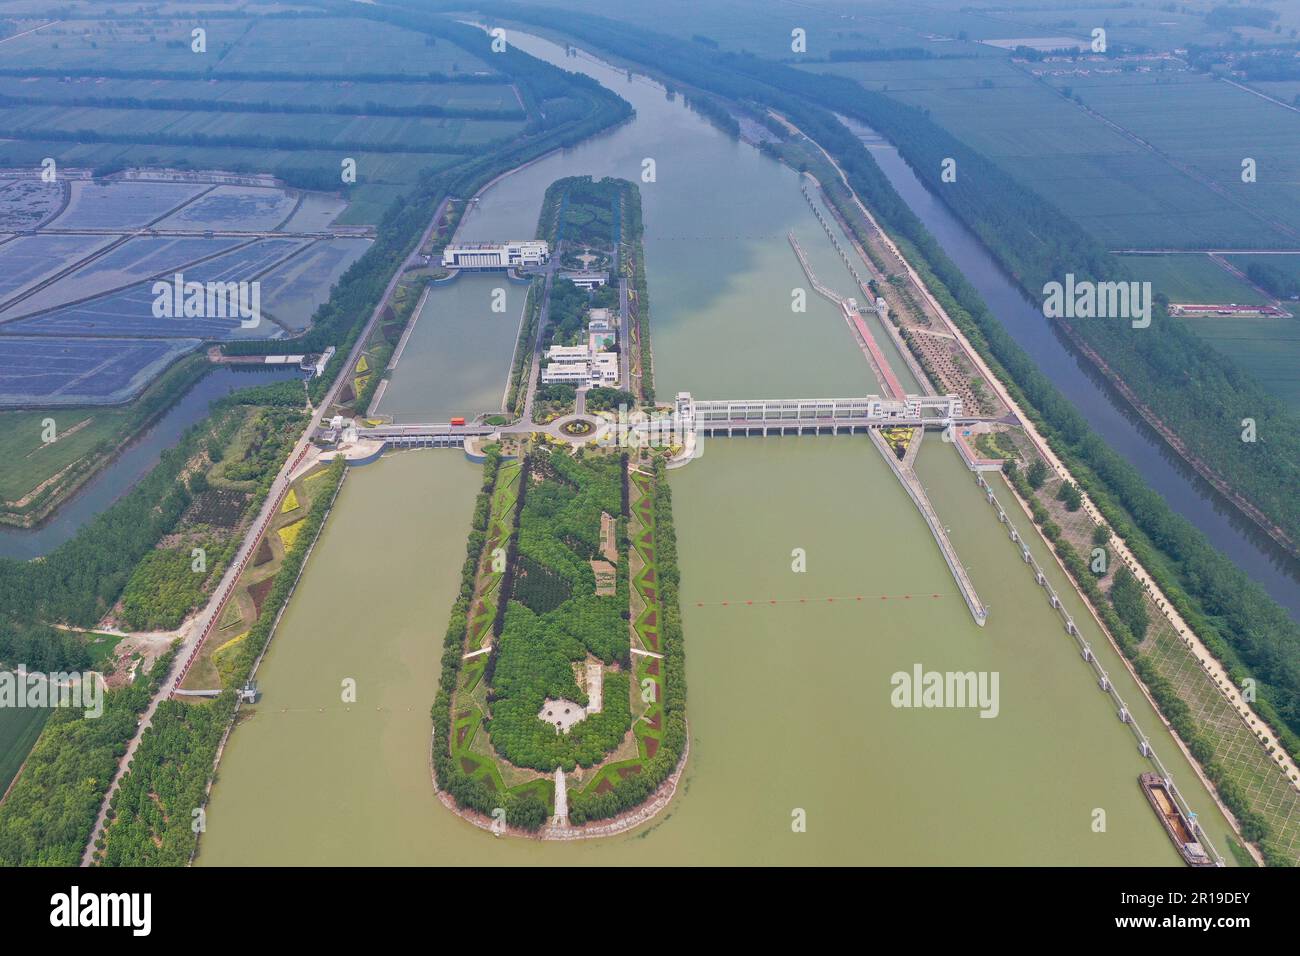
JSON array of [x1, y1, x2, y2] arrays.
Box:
[[79, 194, 453, 866], [618, 277, 630, 391], [521, 264, 557, 426]]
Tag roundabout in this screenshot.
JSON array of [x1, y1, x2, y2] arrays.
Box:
[[558, 417, 598, 438]]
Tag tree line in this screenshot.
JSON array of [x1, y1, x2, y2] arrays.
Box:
[[0, 92, 526, 121]]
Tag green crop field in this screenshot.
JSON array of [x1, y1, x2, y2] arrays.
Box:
[[0, 14, 532, 225], [808, 57, 1267, 249], [0, 15, 494, 75], [0, 407, 133, 507], [1181, 315, 1300, 411], [0, 75, 522, 112], [1117, 254, 1265, 305], [214, 16, 493, 75], [1226, 254, 1300, 290], [0, 104, 524, 151], [0, 705, 51, 796], [1039, 71, 1300, 249], [0, 17, 229, 71]]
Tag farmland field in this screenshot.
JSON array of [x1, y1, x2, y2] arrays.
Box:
[[0, 705, 50, 796], [3, 235, 244, 318], [2, 237, 307, 340], [50, 179, 205, 229], [279, 192, 347, 232], [0, 104, 525, 152], [0, 404, 140, 506], [0, 75, 523, 113], [0, 177, 61, 228], [0, 7, 549, 410], [0, 336, 202, 406], [260, 237, 372, 331], [213, 16, 495, 76], [806, 57, 1269, 249], [0, 143, 461, 226], [1180, 316, 1300, 411], [0, 234, 115, 300], [154, 184, 299, 231], [1037, 71, 1300, 248], [1116, 254, 1266, 305], [1225, 254, 1300, 291], [0, 13, 530, 224], [0, 15, 496, 76]]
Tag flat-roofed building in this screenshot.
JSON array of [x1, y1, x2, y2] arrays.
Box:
[[558, 269, 608, 289], [545, 344, 591, 364], [442, 240, 549, 270]]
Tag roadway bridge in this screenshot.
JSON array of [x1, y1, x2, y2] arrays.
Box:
[[322, 422, 495, 449], [325, 392, 970, 446], [677, 392, 968, 436]]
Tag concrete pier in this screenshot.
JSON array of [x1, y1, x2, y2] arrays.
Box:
[[871, 429, 988, 626]]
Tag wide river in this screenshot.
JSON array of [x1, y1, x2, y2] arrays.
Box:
[[198, 32, 1238, 865]]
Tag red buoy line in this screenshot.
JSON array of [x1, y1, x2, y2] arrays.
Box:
[[691, 593, 948, 608]]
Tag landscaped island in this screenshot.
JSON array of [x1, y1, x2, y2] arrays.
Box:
[[432, 444, 686, 836]]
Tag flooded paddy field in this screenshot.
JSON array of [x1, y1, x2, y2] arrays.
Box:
[[0, 177, 62, 228], [0, 233, 115, 300], [50, 179, 206, 230], [5, 236, 244, 316], [0, 177, 372, 407], [259, 238, 373, 332], [0, 336, 202, 407], [153, 185, 300, 232]]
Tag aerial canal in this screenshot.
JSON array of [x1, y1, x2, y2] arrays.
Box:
[[840, 117, 1300, 621], [198, 31, 1237, 865]]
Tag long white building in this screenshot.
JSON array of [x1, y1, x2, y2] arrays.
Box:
[[442, 240, 549, 270]]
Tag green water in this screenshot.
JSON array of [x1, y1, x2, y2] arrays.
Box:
[[373, 274, 525, 422], [198, 30, 1239, 865], [201, 439, 1229, 864]]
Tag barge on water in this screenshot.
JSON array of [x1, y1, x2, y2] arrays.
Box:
[[1139, 772, 1216, 867]]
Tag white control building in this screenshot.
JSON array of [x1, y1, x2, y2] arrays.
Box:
[[441, 240, 549, 270]]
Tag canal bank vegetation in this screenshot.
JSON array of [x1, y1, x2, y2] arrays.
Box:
[[92, 459, 346, 866], [0, 646, 176, 866], [507, 279, 544, 418], [0, 390, 290, 636], [477, 4, 1300, 838], [1003, 462, 1298, 866], [0, 384, 320, 860]]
